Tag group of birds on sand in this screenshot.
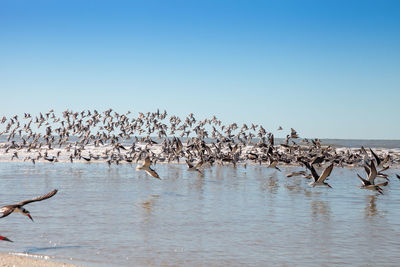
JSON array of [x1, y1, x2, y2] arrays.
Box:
[[0, 189, 58, 242], [0, 109, 399, 239]]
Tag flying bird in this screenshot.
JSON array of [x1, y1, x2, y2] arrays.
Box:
[[268, 160, 281, 171], [186, 159, 203, 173], [0, 189, 58, 221], [304, 162, 334, 188], [357, 161, 388, 194], [136, 156, 161, 180]]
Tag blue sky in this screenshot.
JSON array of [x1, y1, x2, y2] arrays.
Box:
[[1, 0, 399, 139]]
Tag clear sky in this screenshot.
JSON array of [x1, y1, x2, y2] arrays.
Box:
[[1, 0, 399, 139]]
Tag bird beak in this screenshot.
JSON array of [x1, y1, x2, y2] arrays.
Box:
[[0, 236, 12, 242], [327, 184, 333, 189], [27, 214, 34, 221]]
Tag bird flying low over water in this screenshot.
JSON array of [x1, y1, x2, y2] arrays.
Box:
[[268, 160, 281, 171], [357, 161, 388, 194], [186, 160, 203, 173], [304, 162, 334, 188], [136, 156, 161, 180], [0, 235, 12, 242], [0, 189, 58, 221]]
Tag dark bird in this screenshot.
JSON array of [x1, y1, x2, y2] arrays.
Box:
[[268, 160, 281, 171], [186, 159, 203, 173], [0, 189, 58, 221], [357, 161, 387, 194], [304, 162, 334, 188]]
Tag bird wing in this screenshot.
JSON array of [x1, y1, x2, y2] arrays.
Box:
[[360, 146, 368, 156], [378, 166, 389, 173], [364, 165, 370, 176], [142, 157, 151, 168], [317, 163, 334, 183], [0, 205, 17, 218], [17, 189, 58, 206], [357, 174, 370, 186], [368, 161, 377, 184], [186, 160, 194, 168], [369, 148, 381, 167], [286, 172, 296, 177], [309, 165, 320, 182], [194, 161, 203, 169], [375, 181, 388, 187], [269, 160, 278, 168], [145, 168, 161, 180], [303, 161, 319, 182]]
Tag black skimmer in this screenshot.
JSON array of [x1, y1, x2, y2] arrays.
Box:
[[0, 189, 58, 221], [268, 160, 281, 171], [357, 161, 388, 194], [136, 156, 161, 180], [186, 159, 203, 173], [304, 162, 334, 188]]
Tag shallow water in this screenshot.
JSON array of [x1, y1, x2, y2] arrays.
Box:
[[0, 162, 400, 266]]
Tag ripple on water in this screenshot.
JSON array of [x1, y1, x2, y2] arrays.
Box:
[[0, 162, 400, 266]]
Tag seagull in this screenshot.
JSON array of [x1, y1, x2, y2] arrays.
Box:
[[136, 156, 161, 180], [0, 189, 58, 221], [304, 162, 334, 188], [0, 235, 12, 242]]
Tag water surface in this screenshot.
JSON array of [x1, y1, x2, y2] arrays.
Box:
[[0, 162, 399, 266]]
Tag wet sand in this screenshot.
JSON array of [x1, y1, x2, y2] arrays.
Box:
[[0, 253, 81, 267]]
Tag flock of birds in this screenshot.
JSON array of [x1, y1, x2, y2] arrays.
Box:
[[1, 109, 400, 242]]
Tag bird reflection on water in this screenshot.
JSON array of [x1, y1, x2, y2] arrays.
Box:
[[365, 195, 378, 218]]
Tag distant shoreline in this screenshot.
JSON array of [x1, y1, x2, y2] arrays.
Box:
[[1, 141, 400, 168]]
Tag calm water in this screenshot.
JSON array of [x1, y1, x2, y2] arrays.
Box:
[[0, 162, 400, 266]]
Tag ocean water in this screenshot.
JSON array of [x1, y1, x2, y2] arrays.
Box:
[[0, 162, 399, 266]]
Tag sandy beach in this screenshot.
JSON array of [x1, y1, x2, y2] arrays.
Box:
[[0, 253, 81, 267]]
